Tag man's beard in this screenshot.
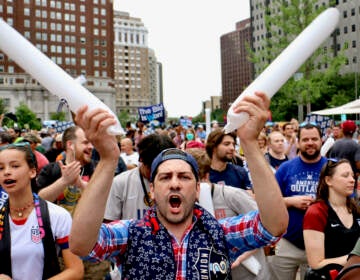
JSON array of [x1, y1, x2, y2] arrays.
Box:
[[220, 154, 233, 163], [300, 149, 320, 161]]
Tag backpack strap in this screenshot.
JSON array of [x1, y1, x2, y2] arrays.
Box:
[[39, 197, 61, 279], [0, 202, 12, 277]]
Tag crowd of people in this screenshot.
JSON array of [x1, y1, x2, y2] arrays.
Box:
[[0, 93, 359, 280]]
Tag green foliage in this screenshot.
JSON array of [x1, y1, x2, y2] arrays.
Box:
[[211, 108, 226, 123], [0, 99, 7, 115], [118, 110, 137, 128], [15, 103, 42, 130], [191, 112, 205, 124], [50, 111, 66, 121], [252, 0, 347, 121]]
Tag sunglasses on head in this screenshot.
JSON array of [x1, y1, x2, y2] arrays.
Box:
[[299, 121, 319, 128], [0, 142, 36, 164]]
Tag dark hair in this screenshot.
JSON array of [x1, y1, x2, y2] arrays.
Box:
[[282, 122, 293, 131], [297, 122, 322, 139], [137, 134, 175, 167], [205, 128, 236, 159], [62, 126, 79, 149], [0, 132, 13, 145], [316, 158, 360, 215], [0, 143, 38, 191]]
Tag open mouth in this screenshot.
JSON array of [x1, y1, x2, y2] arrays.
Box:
[[169, 195, 181, 208], [3, 179, 16, 186]]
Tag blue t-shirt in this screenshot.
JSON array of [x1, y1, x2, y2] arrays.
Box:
[[210, 163, 252, 190], [275, 156, 327, 249]]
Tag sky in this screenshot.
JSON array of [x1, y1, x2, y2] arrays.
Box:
[[114, 0, 250, 118]]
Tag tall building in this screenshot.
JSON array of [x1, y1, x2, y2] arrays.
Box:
[[0, 0, 115, 121], [220, 18, 253, 111], [113, 11, 160, 120], [250, 0, 360, 77]]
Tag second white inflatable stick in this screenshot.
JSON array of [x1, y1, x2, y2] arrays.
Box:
[[224, 8, 340, 133]]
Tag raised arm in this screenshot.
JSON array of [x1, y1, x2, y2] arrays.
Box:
[[70, 106, 120, 256], [233, 92, 288, 236]]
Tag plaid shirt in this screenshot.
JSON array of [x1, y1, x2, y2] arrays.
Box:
[[84, 208, 279, 279]]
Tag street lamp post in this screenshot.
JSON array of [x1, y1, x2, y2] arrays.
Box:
[[294, 72, 304, 121]]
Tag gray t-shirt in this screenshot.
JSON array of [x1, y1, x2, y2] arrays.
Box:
[[104, 168, 150, 221]]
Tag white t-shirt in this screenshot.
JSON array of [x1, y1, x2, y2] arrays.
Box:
[[10, 201, 72, 280], [120, 152, 139, 167]]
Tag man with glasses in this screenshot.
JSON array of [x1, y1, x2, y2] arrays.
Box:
[[268, 122, 328, 280]]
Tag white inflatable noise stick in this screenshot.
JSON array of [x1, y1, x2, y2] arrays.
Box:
[[224, 8, 340, 133], [0, 18, 124, 135]]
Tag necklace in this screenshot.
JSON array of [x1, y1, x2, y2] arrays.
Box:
[[10, 199, 34, 217]]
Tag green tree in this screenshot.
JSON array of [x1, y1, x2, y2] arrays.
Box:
[[251, 0, 346, 121], [118, 110, 137, 128], [0, 99, 7, 115], [15, 103, 42, 130], [50, 111, 66, 121]]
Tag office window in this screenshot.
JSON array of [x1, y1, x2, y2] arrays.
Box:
[[7, 6, 13, 14], [24, 19, 30, 28], [24, 8, 30, 16]]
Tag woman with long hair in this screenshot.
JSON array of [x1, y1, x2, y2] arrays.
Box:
[[303, 158, 360, 277], [0, 143, 83, 280]]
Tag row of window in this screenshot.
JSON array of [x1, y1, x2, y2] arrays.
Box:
[[0, 68, 109, 80]]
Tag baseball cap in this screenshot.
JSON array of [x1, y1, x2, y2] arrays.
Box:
[[341, 120, 357, 135], [150, 148, 199, 182]]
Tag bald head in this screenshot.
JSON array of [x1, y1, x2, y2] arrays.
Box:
[[121, 138, 134, 155]]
